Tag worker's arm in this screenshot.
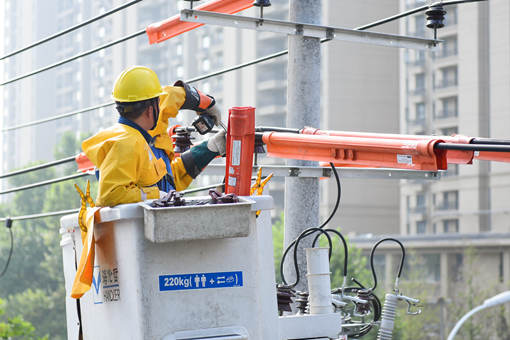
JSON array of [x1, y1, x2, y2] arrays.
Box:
[[96, 141, 160, 207], [172, 131, 227, 191]]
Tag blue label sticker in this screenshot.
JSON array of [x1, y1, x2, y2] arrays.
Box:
[[159, 271, 243, 291]]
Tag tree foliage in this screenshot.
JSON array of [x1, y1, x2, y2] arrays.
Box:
[[0, 132, 92, 340]]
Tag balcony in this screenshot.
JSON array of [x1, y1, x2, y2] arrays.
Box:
[[435, 202, 458, 211], [408, 85, 425, 95], [434, 49, 458, 59], [434, 110, 458, 119], [434, 80, 457, 90]]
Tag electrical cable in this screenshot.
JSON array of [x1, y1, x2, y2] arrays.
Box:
[[368, 237, 406, 292], [286, 227, 333, 288], [1, 29, 145, 86], [355, 0, 486, 31], [435, 143, 510, 152], [2, 102, 115, 132], [312, 228, 348, 278], [0, 219, 13, 280], [1, 0, 474, 131], [0, 156, 77, 179], [279, 163, 341, 287], [0, 172, 91, 195], [0, 0, 144, 61], [0, 209, 80, 223]]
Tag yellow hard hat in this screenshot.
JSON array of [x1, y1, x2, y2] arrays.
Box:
[[112, 66, 166, 102]]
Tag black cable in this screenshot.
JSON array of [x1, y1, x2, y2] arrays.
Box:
[[0, 172, 91, 195], [471, 138, 510, 146], [279, 163, 341, 286], [0, 219, 14, 279], [435, 143, 510, 152], [1, 29, 145, 86], [1, 0, 448, 131], [0, 156, 76, 179], [368, 237, 406, 292], [312, 228, 348, 278], [284, 227, 333, 288], [255, 126, 301, 134], [355, 0, 487, 31], [2, 102, 114, 132], [0, 0, 144, 61]]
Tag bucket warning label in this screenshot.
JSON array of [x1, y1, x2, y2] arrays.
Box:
[[92, 265, 120, 304], [159, 271, 243, 292]]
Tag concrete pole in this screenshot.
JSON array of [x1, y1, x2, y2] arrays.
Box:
[[283, 0, 321, 292]]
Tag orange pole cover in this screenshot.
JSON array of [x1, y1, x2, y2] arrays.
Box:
[[146, 0, 254, 44], [300, 128, 475, 165], [263, 132, 448, 171]]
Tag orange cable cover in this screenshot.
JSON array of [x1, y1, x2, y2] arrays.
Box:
[[146, 0, 254, 44], [300, 127, 475, 165], [263, 132, 448, 171]]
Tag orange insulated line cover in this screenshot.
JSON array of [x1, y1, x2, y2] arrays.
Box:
[[146, 0, 254, 44], [262, 132, 448, 171], [300, 127, 474, 165]]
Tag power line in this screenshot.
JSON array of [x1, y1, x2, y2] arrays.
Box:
[[0, 156, 76, 179], [1, 102, 114, 132], [0, 172, 92, 195], [0, 0, 144, 61], [0, 29, 145, 86], [0, 209, 80, 223], [356, 0, 486, 31], [0, 0, 486, 130]]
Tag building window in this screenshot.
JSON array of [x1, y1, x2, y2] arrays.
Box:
[[443, 219, 459, 233], [202, 35, 210, 49], [417, 221, 426, 234], [202, 59, 210, 71], [436, 36, 457, 58], [414, 73, 425, 94], [415, 102, 425, 122], [436, 96, 458, 118], [176, 43, 183, 56], [445, 6, 458, 26], [435, 190, 458, 210], [436, 66, 458, 88]]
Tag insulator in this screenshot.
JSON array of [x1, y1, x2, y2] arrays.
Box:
[[377, 293, 398, 340], [172, 129, 194, 153], [425, 5, 446, 29], [253, 0, 271, 7], [277, 286, 295, 315], [254, 134, 266, 154], [295, 291, 309, 314]]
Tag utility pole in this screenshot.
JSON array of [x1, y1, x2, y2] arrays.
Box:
[[284, 0, 321, 292]]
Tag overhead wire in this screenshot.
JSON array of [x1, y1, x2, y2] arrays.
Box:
[[0, 156, 77, 179], [1, 0, 479, 131], [0, 0, 145, 61], [0, 172, 91, 195], [0, 29, 146, 86]]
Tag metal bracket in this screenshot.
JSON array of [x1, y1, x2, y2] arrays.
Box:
[[180, 9, 440, 50], [202, 164, 442, 180]]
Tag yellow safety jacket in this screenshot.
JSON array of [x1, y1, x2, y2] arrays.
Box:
[[82, 86, 193, 207]]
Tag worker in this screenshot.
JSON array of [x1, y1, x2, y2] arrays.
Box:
[[81, 66, 226, 207]]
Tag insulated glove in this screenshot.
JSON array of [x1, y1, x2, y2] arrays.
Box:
[[174, 80, 220, 124], [207, 130, 227, 156]]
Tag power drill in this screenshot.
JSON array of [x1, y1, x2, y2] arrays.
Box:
[[192, 113, 227, 135]]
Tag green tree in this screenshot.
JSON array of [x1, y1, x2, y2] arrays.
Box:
[[0, 131, 93, 340], [0, 298, 47, 340]]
